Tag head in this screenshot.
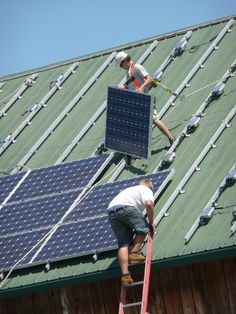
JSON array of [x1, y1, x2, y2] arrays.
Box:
[[115, 51, 131, 69], [139, 179, 154, 191]]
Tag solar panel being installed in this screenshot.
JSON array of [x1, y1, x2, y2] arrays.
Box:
[[105, 87, 153, 159]]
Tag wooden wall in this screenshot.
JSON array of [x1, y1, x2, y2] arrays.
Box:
[[0, 257, 235, 314]]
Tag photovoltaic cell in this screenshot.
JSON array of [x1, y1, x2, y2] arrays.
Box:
[[0, 190, 83, 236], [9, 154, 111, 202], [0, 228, 49, 271], [32, 217, 116, 264], [0, 172, 25, 204], [105, 87, 153, 159]]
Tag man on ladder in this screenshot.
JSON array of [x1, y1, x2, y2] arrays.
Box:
[[107, 179, 155, 284]]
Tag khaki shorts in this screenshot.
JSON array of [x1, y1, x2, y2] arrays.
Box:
[[153, 108, 160, 121]]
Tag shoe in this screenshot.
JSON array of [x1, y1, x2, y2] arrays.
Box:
[[121, 273, 134, 285], [129, 251, 146, 264], [169, 136, 175, 146], [125, 155, 136, 166]]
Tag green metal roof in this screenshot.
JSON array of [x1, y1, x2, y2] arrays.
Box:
[[0, 15, 235, 298]]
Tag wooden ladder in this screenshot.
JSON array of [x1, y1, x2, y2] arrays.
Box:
[[118, 232, 153, 314]]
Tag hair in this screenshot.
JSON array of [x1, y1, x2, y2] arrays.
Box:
[[122, 55, 131, 63], [139, 179, 154, 191]]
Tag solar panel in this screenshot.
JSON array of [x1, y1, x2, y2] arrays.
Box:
[[0, 172, 25, 204], [9, 154, 111, 202], [105, 87, 153, 159], [0, 229, 49, 271], [65, 170, 174, 222], [0, 190, 83, 236], [29, 170, 174, 266], [32, 217, 116, 264], [0, 170, 174, 271]]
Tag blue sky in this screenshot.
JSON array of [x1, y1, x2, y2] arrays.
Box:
[[0, 0, 235, 77]]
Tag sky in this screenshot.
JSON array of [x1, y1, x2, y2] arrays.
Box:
[[0, 0, 235, 77]]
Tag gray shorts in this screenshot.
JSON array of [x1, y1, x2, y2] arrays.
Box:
[[108, 206, 149, 248]]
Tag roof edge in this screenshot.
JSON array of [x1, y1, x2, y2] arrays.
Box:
[[1, 14, 235, 83], [0, 245, 235, 299]]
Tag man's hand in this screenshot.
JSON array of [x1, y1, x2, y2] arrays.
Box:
[[113, 84, 127, 89], [137, 87, 145, 93], [149, 223, 156, 235]]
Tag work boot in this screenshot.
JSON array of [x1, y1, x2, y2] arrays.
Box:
[[121, 273, 134, 285], [129, 251, 146, 264]]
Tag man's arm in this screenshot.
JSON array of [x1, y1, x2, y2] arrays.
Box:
[[145, 199, 156, 233], [138, 74, 153, 93]]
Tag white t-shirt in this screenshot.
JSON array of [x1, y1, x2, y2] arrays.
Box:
[[108, 184, 154, 212]]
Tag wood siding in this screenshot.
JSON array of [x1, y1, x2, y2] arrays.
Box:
[[0, 257, 235, 314]]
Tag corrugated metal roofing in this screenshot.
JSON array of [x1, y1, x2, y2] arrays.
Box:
[[0, 15, 235, 297]]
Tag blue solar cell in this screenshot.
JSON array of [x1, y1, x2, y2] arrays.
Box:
[[0, 229, 49, 270], [0, 190, 83, 236], [0, 172, 25, 204], [9, 154, 110, 202], [32, 217, 116, 264], [105, 87, 153, 159]]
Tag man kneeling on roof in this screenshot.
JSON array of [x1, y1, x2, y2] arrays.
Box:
[[107, 179, 155, 285], [114, 51, 175, 165]]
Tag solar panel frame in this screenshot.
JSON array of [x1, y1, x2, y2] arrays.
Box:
[[105, 87, 154, 159], [0, 172, 25, 204]]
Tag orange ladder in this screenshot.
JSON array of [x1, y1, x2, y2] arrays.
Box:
[[118, 232, 153, 314]]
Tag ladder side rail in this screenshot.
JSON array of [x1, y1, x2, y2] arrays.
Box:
[[141, 232, 153, 314], [118, 285, 126, 314]]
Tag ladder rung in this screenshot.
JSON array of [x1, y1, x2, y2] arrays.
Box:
[[124, 280, 144, 287], [123, 301, 142, 308]]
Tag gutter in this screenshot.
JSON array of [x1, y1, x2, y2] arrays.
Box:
[[0, 245, 235, 299]]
